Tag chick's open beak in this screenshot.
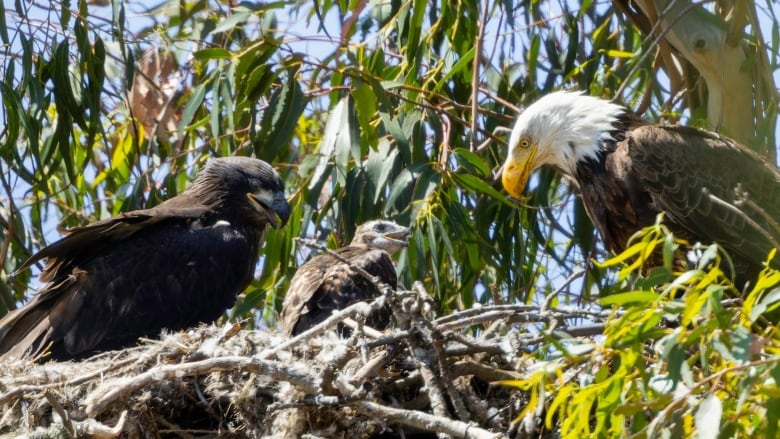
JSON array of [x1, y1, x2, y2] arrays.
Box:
[[501, 144, 538, 199], [247, 190, 291, 229], [384, 226, 411, 247]]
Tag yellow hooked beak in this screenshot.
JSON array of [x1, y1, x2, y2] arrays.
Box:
[[501, 144, 538, 199]]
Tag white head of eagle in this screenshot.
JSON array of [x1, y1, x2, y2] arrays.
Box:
[[502, 91, 625, 198], [498, 90, 780, 286]]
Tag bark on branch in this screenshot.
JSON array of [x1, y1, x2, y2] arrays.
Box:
[[0, 290, 609, 437]]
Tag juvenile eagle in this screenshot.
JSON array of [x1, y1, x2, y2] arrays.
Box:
[[280, 220, 409, 337], [0, 156, 290, 361], [501, 91, 780, 285]]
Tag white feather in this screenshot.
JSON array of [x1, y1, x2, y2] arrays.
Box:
[[508, 91, 625, 175]]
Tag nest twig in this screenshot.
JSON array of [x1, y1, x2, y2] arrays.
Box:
[[0, 288, 606, 438], [1, 238, 609, 437]]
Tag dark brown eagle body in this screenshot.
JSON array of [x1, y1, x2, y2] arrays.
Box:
[[502, 91, 780, 285], [0, 157, 290, 361], [280, 220, 409, 337]]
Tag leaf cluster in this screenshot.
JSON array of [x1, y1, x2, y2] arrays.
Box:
[[0, 1, 779, 436], [0, 0, 688, 321], [504, 224, 780, 438]]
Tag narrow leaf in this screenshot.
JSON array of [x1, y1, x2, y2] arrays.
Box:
[[179, 82, 207, 134], [598, 291, 658, 306], [210, 11, 252, 35], [694, 395, 722, 439], [194, 48, 232, 60]]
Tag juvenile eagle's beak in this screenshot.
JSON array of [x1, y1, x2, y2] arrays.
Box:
[[501, 144, 538, 199], [384, 225, 411, 247], [247, 190, 291, 229]]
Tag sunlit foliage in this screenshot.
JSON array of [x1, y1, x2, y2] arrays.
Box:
[[502, 224, 780, 437], [0, 1, 779, 435]]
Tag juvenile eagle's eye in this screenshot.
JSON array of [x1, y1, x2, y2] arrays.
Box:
[[373, 222, 387, 232], [248, 178, 261, 191], [518, 136, 532, 149]]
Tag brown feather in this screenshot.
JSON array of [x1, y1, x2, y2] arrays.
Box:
[[577, 113, 780, 283], [281, 220, 409, 337], [0, 157, 290, 361], [503, 91, 780, 289]]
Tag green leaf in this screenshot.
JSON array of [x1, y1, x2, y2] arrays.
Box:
[[750, 287, 780, 322], [364, 139, 399, 204], [210, 10, 252, 35], [426, 216, 441, 293], [310, 96, 354, 188], [235, 41, 277, 80], [452, 148, 490, 177], [194, 48, 232, 60], [51, 40, 83, 125], [433, 47, 475, 93], [60, 0, 71, 29], [404, 0, 427, 71], [694, 395, 722, 439], [605, 49, 635, 58], [0, 1, 8, 45], [635, 266, 672, 289], [241, 64, 274, 105], [572, 198, 594, 258], [598, 291, 658, 306], [351, 81, 378, 144], [179, 82, 208, 135], [713, 325, 750, 364], [256, 64, 305, 161], [386, 168, 415, 215], [767, 397, 780, 439], [450, 173, 513, 206]]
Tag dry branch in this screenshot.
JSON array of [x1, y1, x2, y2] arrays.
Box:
[[0, 286, 610, 438]]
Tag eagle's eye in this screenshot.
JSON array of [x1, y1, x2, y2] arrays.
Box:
[[373, 222, 387, 232], [518, 136, 532, 149], [248, 178, 261, 191]]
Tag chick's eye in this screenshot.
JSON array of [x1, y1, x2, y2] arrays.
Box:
[[374, 223, 387, 232], [248, 178, 261, 191]]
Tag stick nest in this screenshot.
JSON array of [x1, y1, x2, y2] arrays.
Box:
[[0, 283, 606, 439]]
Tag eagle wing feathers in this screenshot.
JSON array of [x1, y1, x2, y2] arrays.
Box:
[[281, 244, 399, 337], [0, 157, 289, 361], [627, 125, 780, 272]]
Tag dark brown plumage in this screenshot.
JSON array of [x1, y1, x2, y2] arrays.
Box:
[[280, 220, 409, 337], [0, 156, 290, 361], [502, 91, 780, 286]]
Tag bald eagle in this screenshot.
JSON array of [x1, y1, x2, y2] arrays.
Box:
[[280, 220, 409, 337], [0, 157, 290, 361], [501, 91, 780, 285]]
